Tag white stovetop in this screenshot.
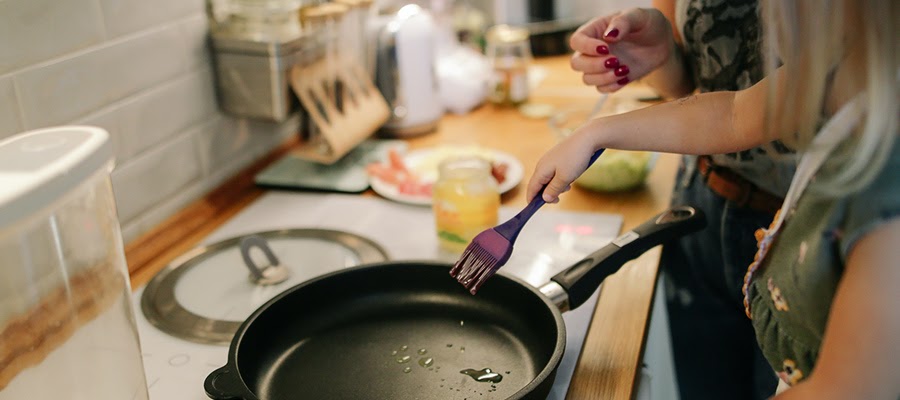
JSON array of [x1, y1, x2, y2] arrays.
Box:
[[132, 192, 622, 400]]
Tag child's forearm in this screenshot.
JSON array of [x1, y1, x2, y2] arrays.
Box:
[[577, 75, 774, 155]]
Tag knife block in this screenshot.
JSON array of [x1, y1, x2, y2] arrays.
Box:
[[289, 57, 390, 164]]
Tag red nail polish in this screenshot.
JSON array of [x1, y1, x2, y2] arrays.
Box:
[[614, 65, 630, 77], [604, 57, 619, 69], [605, 28, 619, 38], [617, 77, 630, 85], [596, 45, 609, 55]]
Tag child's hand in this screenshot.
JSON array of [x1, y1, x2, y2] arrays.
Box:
[[527, 129, 600, 203], [569, 8, 676, 92]]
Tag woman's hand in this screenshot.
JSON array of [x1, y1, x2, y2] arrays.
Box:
[[526, 128, 602, 203], [569, 8, 678, 92]]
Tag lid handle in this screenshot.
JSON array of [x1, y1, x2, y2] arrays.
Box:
[[239, 235, 290, 286]]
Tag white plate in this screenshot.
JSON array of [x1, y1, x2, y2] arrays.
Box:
[[369, 146, 525, 206]]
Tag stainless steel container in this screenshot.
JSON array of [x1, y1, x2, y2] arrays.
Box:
[[210, 33, 322, 121]]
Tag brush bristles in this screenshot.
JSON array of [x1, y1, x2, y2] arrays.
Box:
[[449, 229, 511, 294]]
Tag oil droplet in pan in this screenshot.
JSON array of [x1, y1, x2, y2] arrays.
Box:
[[460, 368, 503, 383], [417, 348, 427, 355], [396, 355, 411, 364], [399, 345, 408, 351], [418, 357, 434, 368], [403, 367, 412, 373]]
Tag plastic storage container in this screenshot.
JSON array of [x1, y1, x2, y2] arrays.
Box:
[[0, 126, 148, 400]]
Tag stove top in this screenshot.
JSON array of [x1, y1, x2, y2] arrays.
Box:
[[132, 192, 622, 399]]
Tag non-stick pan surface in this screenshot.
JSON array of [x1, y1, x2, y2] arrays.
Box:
[[207, 262, 565, 400]]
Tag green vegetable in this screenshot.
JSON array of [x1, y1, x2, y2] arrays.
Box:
[[575, 150, 652, 192]]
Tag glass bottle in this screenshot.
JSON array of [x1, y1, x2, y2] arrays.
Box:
[[485, 24, 532, 106], [432, 156, 500, 254]]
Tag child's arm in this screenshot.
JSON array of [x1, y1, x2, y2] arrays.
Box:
[[527, 67, 785, 203]]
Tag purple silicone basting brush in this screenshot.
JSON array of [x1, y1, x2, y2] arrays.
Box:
[[450, 149, 605, 294]]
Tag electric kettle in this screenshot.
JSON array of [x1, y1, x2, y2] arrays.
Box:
[[0, 126, 149, 400], [372, 4, 444, 137]]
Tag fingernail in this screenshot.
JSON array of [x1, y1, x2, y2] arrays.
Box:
[[617, 77, 630, 85], [614, 65, 630, 77], [604, 57, 619, 69], [605, 28, 619, 38], [596, 45, 609, 55]]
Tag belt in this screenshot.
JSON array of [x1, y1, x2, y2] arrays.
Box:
[[697, 156, 783, 215]]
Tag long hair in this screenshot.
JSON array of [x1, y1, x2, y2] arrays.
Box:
[[762, 0, 898, 196]]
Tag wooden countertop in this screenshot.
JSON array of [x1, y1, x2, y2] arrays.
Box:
[[126, 55, 679, 399]]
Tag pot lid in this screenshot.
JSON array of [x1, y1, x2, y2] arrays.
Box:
[[140, 228, 389, 345]]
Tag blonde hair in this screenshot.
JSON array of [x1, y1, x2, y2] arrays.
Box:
[[763, 0, 898, 196]]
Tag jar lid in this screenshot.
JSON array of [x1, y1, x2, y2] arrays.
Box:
[[486, 24, 529, 44], [0, 126, 112, 231], [140, 228, 389, 344]]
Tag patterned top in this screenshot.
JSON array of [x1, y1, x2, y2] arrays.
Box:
[[745, 137, 899, 386], [675, 0, 796, 196]]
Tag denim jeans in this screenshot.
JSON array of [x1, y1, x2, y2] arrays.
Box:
[[661, 157, 779, 400]]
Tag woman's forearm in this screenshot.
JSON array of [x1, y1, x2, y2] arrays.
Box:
[[642, 40, 696, 99], [645, 0, 695, 98]]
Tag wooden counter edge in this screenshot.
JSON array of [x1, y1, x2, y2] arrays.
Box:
[[566, 247, 662, 399]]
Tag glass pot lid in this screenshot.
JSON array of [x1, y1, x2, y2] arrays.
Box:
[[140, 228, 389, 345]]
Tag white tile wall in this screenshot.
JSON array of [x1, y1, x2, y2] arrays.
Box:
[[2, 1, 297, 244], [15, 26, 188, 129], [0, 0, 106, 75], [99, 0, 203, 39], [111, 130, 202, 223], [78, 67, 219, 164]]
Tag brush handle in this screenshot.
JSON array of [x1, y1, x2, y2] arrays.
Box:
[[550, 205, 707, 309], [495, 149, 606, 242]]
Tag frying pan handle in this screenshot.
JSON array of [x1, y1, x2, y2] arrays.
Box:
[[204, 366, 249, 400], [550, 205, 706, 309]]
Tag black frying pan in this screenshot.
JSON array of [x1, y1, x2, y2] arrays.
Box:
[[205, 206, 705, 400]]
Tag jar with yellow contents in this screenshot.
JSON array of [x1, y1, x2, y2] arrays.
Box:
[[432, 156, 500, 254]]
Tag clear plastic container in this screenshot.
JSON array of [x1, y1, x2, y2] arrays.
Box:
[[0, 126, 148, 400], [432, 156, 500, 254]]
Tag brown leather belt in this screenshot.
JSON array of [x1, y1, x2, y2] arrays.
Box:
[[697, 156, 783, 215]]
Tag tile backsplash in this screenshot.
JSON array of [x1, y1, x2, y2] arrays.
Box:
[[0, 0, 295, 244]]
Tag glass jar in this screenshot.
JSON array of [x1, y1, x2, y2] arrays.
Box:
[[224, 0, 305, 41], [485, 24, 532, 106], [432, 157, 500, 254]]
